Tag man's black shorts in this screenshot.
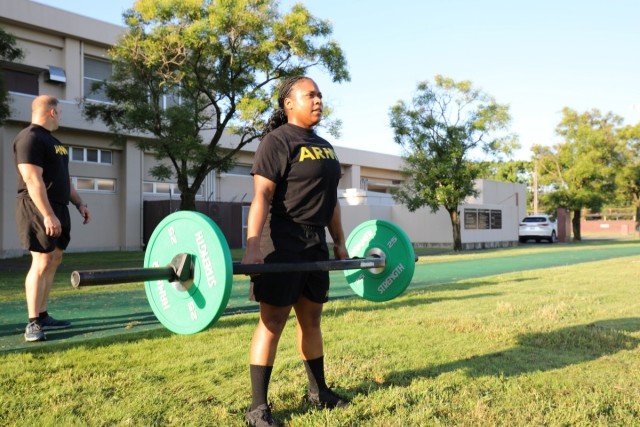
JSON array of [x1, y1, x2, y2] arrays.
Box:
[[16, 198, 70, 253], [252, 216, 330, 306]]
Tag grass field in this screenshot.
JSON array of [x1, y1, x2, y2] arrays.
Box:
[[1, 241, 639, 426]]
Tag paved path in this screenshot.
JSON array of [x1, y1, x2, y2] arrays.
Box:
[[1, 243, 638, 352]]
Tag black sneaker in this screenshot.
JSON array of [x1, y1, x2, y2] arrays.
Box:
[[39, 315, 71, 331], [24, 321, 46, 342], [306, 388, 350, 409], [245, 404, 281, 427]]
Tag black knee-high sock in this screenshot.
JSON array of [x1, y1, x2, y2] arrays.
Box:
[[249, 364, 273, 410], [303, 356, 327, 394]]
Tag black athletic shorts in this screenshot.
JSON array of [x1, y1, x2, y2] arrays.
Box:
[[16, 198, 71, 253], [252, 216, 330, 306]]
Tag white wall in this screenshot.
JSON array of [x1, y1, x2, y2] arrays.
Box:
[[391, 206, 454, 245], [337, 180, 527, 249]]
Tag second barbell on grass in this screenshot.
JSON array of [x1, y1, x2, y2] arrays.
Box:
[[71, 211, 416, 334]]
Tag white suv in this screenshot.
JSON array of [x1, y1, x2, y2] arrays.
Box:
[[519, 214, 557, 243]]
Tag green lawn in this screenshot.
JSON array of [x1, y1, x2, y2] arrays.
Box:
[[0, 241, 639, 426]]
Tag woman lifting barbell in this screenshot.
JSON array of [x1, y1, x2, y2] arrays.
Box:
[[241, 76, 350, 427]]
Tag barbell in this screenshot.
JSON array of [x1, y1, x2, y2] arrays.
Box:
[[71, 211, 416, 334]]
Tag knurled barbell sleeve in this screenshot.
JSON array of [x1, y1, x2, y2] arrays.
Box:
[[71, 267, 176, 288]]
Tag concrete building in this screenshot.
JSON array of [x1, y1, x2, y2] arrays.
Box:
[[0, 1, 525, 258]]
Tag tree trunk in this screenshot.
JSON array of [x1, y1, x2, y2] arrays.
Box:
[[448, 208, 463, 251], [572, 209, 582, 241], [635, 203, 640, 238], [180, 189, 197, 211]]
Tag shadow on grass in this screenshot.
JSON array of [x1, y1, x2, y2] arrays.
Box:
[[406, 276, 539, 296], [324, 292, 504, 320], [378, 317, 640, 390], [323, 276, 538, 319], [0, 312, 158, 338]]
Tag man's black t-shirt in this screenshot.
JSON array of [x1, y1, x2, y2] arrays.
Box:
[[14, 124, 70, 205], [251, 123, 341, 227]]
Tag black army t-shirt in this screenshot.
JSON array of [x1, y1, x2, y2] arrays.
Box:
[[14, 124, 70, 205], [252, 123, 341, 227]]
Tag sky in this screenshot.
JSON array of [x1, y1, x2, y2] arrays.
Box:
[[33, 0, 640, 160]]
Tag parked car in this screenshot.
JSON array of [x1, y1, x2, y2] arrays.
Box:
[[519, 214, 557, 243]]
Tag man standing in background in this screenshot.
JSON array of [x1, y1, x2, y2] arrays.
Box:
[[13, 95, 91, 342]]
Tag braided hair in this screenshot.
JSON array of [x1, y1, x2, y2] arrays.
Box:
[[262, 75, 310, 137]]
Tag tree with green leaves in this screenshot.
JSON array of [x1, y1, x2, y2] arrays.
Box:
[[477, 159, 530, 183], [535, 108, 624, 240], [0, 27, 24, 125], [83, 0, 349, 210], [615, 123, 640, 236], [389, 75, 516, 251]]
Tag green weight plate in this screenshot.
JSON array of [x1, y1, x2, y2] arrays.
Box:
[[344, 220, 415, 302], [144, 211, 233, 334]]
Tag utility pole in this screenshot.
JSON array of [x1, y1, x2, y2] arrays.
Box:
[[533, 159, 539, 214]]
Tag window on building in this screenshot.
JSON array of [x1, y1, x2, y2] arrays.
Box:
[[70, 148, 84, 162], [69, 146, 113, 165], [97, 179, 116, 192], [225, 164, 252, 176], [86, 149, 98, 162], [0, 68, 39, 95], [156, 182, 171, 194], [242, 205, 250, 248], [72, 177, 116, 193], [75, 178, 94, 191], [143, 181, 203, 197], [83, 57, 112, 102], [162, 88, 182, 109], [100, 150, 112, 164]]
